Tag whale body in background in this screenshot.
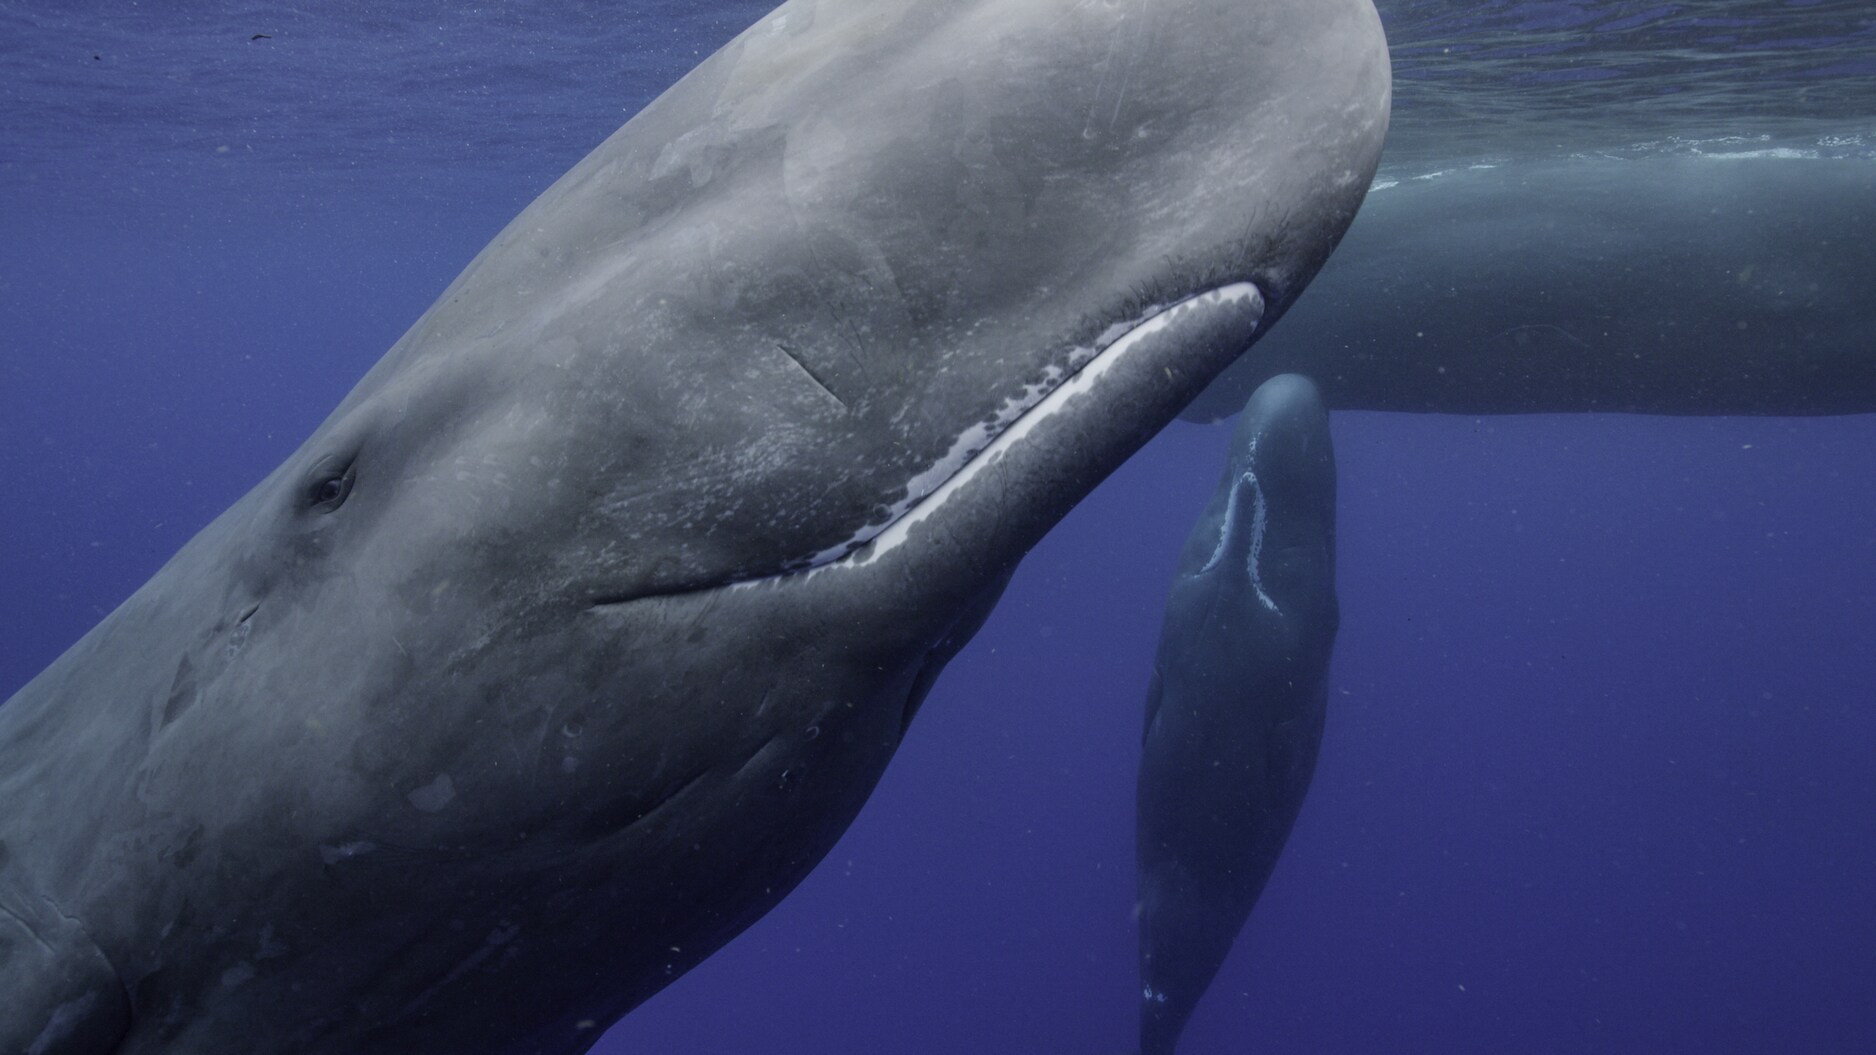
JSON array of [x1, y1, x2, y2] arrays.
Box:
[[1183, 156, 1876, 421], [1138, 374, 1340, 1054], [0, 0, 1389, 1052]]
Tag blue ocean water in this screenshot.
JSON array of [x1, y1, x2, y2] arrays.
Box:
[[2, 2, 1873, 1052]]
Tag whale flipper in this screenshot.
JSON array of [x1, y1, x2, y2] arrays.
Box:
[[1137, 374, 1339, 1054]]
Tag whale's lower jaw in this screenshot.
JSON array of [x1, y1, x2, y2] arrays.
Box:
[[589, 282, 1267, 611]]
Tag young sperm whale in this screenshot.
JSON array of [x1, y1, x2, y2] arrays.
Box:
[[0, 1, 1389, 1052], [1137, 374, 1341, 1055]]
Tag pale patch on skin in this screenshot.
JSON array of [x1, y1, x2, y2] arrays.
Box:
[[318, 840, 378, 865], [407, 775, 456, 813]]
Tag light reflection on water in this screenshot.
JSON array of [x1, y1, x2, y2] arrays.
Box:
[[1380, 0, 1876, 161], [0, 0, 1869, 207]]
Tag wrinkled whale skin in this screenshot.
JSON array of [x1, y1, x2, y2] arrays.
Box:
[[0, 1, 1389, 1052]]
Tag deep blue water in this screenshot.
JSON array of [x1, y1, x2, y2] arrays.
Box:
[[3, 2, 1874, 1052]]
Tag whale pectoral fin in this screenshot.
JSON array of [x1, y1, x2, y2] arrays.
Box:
[[0, 899, 131, 1055]]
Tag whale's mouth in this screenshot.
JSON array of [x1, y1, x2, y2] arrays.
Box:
[[806, 283, 1265, 573], [588, 282, 1264, 610]]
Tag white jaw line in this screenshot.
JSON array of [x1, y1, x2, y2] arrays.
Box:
[[1195, 443, 1280, 614], [738, 281, 1265, 590]]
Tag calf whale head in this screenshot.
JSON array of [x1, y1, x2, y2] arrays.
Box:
[[0, 1, 1388, 1052]]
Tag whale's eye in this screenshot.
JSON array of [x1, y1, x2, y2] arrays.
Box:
[[305, 459, 356, 513]]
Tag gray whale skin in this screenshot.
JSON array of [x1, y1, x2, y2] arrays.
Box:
[[1136, 375, 1339, 1055], [1185, 155, 1876, 420], [0, 0, 1388, 1052]]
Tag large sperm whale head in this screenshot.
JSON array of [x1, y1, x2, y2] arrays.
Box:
[[0, 2, 1388, 1051]]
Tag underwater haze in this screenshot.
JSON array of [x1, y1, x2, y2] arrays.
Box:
[[3, 2, 1873, 1052]]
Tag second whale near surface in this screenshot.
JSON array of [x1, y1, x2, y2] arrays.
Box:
[[0, 0, 1390, 1052], [1185, 154, 1876, 421]]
